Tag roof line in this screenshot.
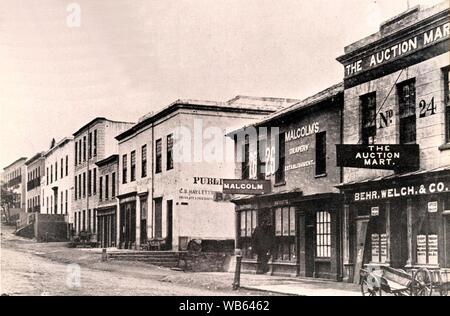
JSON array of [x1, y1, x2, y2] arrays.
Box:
[[3, 157, 28, 170]]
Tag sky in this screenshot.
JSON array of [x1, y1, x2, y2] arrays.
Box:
[[0, 0, 444, 168]]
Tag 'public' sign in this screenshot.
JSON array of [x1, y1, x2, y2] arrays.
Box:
[[223, 179, 271, 195], [336, 144, 419, 170]]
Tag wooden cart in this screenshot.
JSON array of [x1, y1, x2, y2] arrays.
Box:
[[359, 266, 446, 296]]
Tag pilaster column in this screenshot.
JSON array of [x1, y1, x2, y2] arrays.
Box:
[[385, 201, 391, 265]]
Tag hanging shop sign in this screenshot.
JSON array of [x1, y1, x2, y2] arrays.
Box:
[[371, 207, 379, 216], [336, 144, 419, 170], [352, 180, 450, 202], [428, 201, 438, 213], [343, 21, 450, 78], [222, 179, 271, 195]]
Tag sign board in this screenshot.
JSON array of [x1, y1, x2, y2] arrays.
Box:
[[428, 201, 438, 213], [342, 21, 450, 78], [222, 179, 271, 195], [336, 144, 419, 170], [371, 207, 379, 217], [352, 181, 450, 202]]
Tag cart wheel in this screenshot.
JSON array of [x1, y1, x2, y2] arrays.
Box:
[[413, 268, 433, 296], [361, 274, 382, 296]]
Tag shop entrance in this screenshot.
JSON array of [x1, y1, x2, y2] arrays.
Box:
[[166, 200, 173, 250], [305, 214, 315, 278], [390, 201, 408, 269], [119, 201, 136, 249]]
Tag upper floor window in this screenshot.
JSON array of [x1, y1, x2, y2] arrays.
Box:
[[241, 136, 250, 180], [65, 155, 68, 176], [93, 168, 97, 195], [105, 174, 109, 200], [141, 145, 147, 178], [78, 139, 82, 164], [275, 133, 285, 184], [88, 170, 92, 196], [444, 68, 450, 143], [55, 162, 58, 181], [60, 158, 64, 179], [361, 92, 377, 144], [75, 142, 78, 166], [99, 176, 103, 201], [122, 154, 127, 184], [167, 134, 174, 170], [130, 150, 136, 182], [93, 129, 97, 157], [112, 172, 116, 198], [398, 79, 416, 144], [155, 139, 162, 174], [83, 136, 87, 161], [88, 132, 92, 159], [315, 131, 327, 176], [257, 138, 266, 180]]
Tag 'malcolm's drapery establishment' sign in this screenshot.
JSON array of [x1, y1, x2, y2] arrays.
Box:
[[223, 179, 271, 195], [343, 21, 449, 78], [336, 144, 419, 170]]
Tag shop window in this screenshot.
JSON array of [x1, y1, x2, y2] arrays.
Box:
[[239, 210, 257, 259], [316, 211, 331, 258], [167, 134, 174, 170], [141, 145, 147, 178], [368, 207, 387, 263], [398, 80, 416, 144], [444, 68, 450, 143], [130, 150, 136, 182], [274, 207, 296, 262], [155, 139, 162, 174], [315, 131, 327, 176], [275, 133, 285, 184], [241, 136, 250, 180], [416, 202, 439, 265], [361, 92, 377, 144]]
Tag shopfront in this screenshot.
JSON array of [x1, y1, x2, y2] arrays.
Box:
[[340, 170, 450, 283], [234, 188, 342, 280], [97, 206, 116, 248]]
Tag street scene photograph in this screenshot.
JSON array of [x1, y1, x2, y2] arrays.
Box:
[[1, 0, 449, 300]]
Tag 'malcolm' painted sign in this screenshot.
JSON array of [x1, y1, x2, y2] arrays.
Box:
[[336, 144, 419, 170], [222, 179, 271, 195], [344, 22, 449, 78]]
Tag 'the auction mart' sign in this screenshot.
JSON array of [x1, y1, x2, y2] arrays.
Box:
[[222, 179, 271, 195], [336, 144, 419, 170]]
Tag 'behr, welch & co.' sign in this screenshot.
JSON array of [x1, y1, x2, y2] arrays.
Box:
[[223, 179, 271, 195], [336, 144, 419, 170]]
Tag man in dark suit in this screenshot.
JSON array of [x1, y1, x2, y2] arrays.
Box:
[[252, 219, 275, 274]]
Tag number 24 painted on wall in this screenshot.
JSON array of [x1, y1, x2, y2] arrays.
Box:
[[419, 97, 437, 118]]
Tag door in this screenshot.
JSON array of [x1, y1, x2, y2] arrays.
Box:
[[154, 198, 162, 238], [166, 200, 173, 250], [305, 214, 315, 278], [390, 200, 408, 268], [140, 198, 148, 244]]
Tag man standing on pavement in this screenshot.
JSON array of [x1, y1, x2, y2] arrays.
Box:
[[251, 219, 275, 274]]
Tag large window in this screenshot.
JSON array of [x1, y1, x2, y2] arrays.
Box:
[[141, 145, 147, 178], [55, 162, 58, 181], [78, 139, 82, 164], [316, 211, 331, 259], [444, 68, 450, 143], [416, 202, 439, 265], [155, 139, 162, 174], [398, 80, 416, 144], [361, 92, 377, 144], [275, 133, 285, 184], [240, 210, 257, 259], [75, 142, 78, 166], [78, 174, 82, 199], [130, 150, 136, 182], [315, 131, 327, 176], [274, 207, 295, 261], [82, 172, 86, 197], [65, 155, 68, 176], [60, 158, 63, 179], [99, 176, 103, 201], [74, 176, 78, 200], [167, 134, 174, 170], [83, 136, 87, 161], [122, 154, 127, 184], [88, 132, 92, 159]]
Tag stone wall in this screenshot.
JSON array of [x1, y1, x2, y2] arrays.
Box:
[[179, 252, 233, 272]]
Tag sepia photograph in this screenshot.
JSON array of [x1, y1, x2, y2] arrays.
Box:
[[0, 0, 449, 302]]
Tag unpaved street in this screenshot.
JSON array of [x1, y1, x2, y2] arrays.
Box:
[[0, 225, 258, 296]]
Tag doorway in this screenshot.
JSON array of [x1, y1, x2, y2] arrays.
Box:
[[119, 201, 136, 249], [305, 214, 315, 278], [390, 200, 408, 268], [166, 200, 173, 250]]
